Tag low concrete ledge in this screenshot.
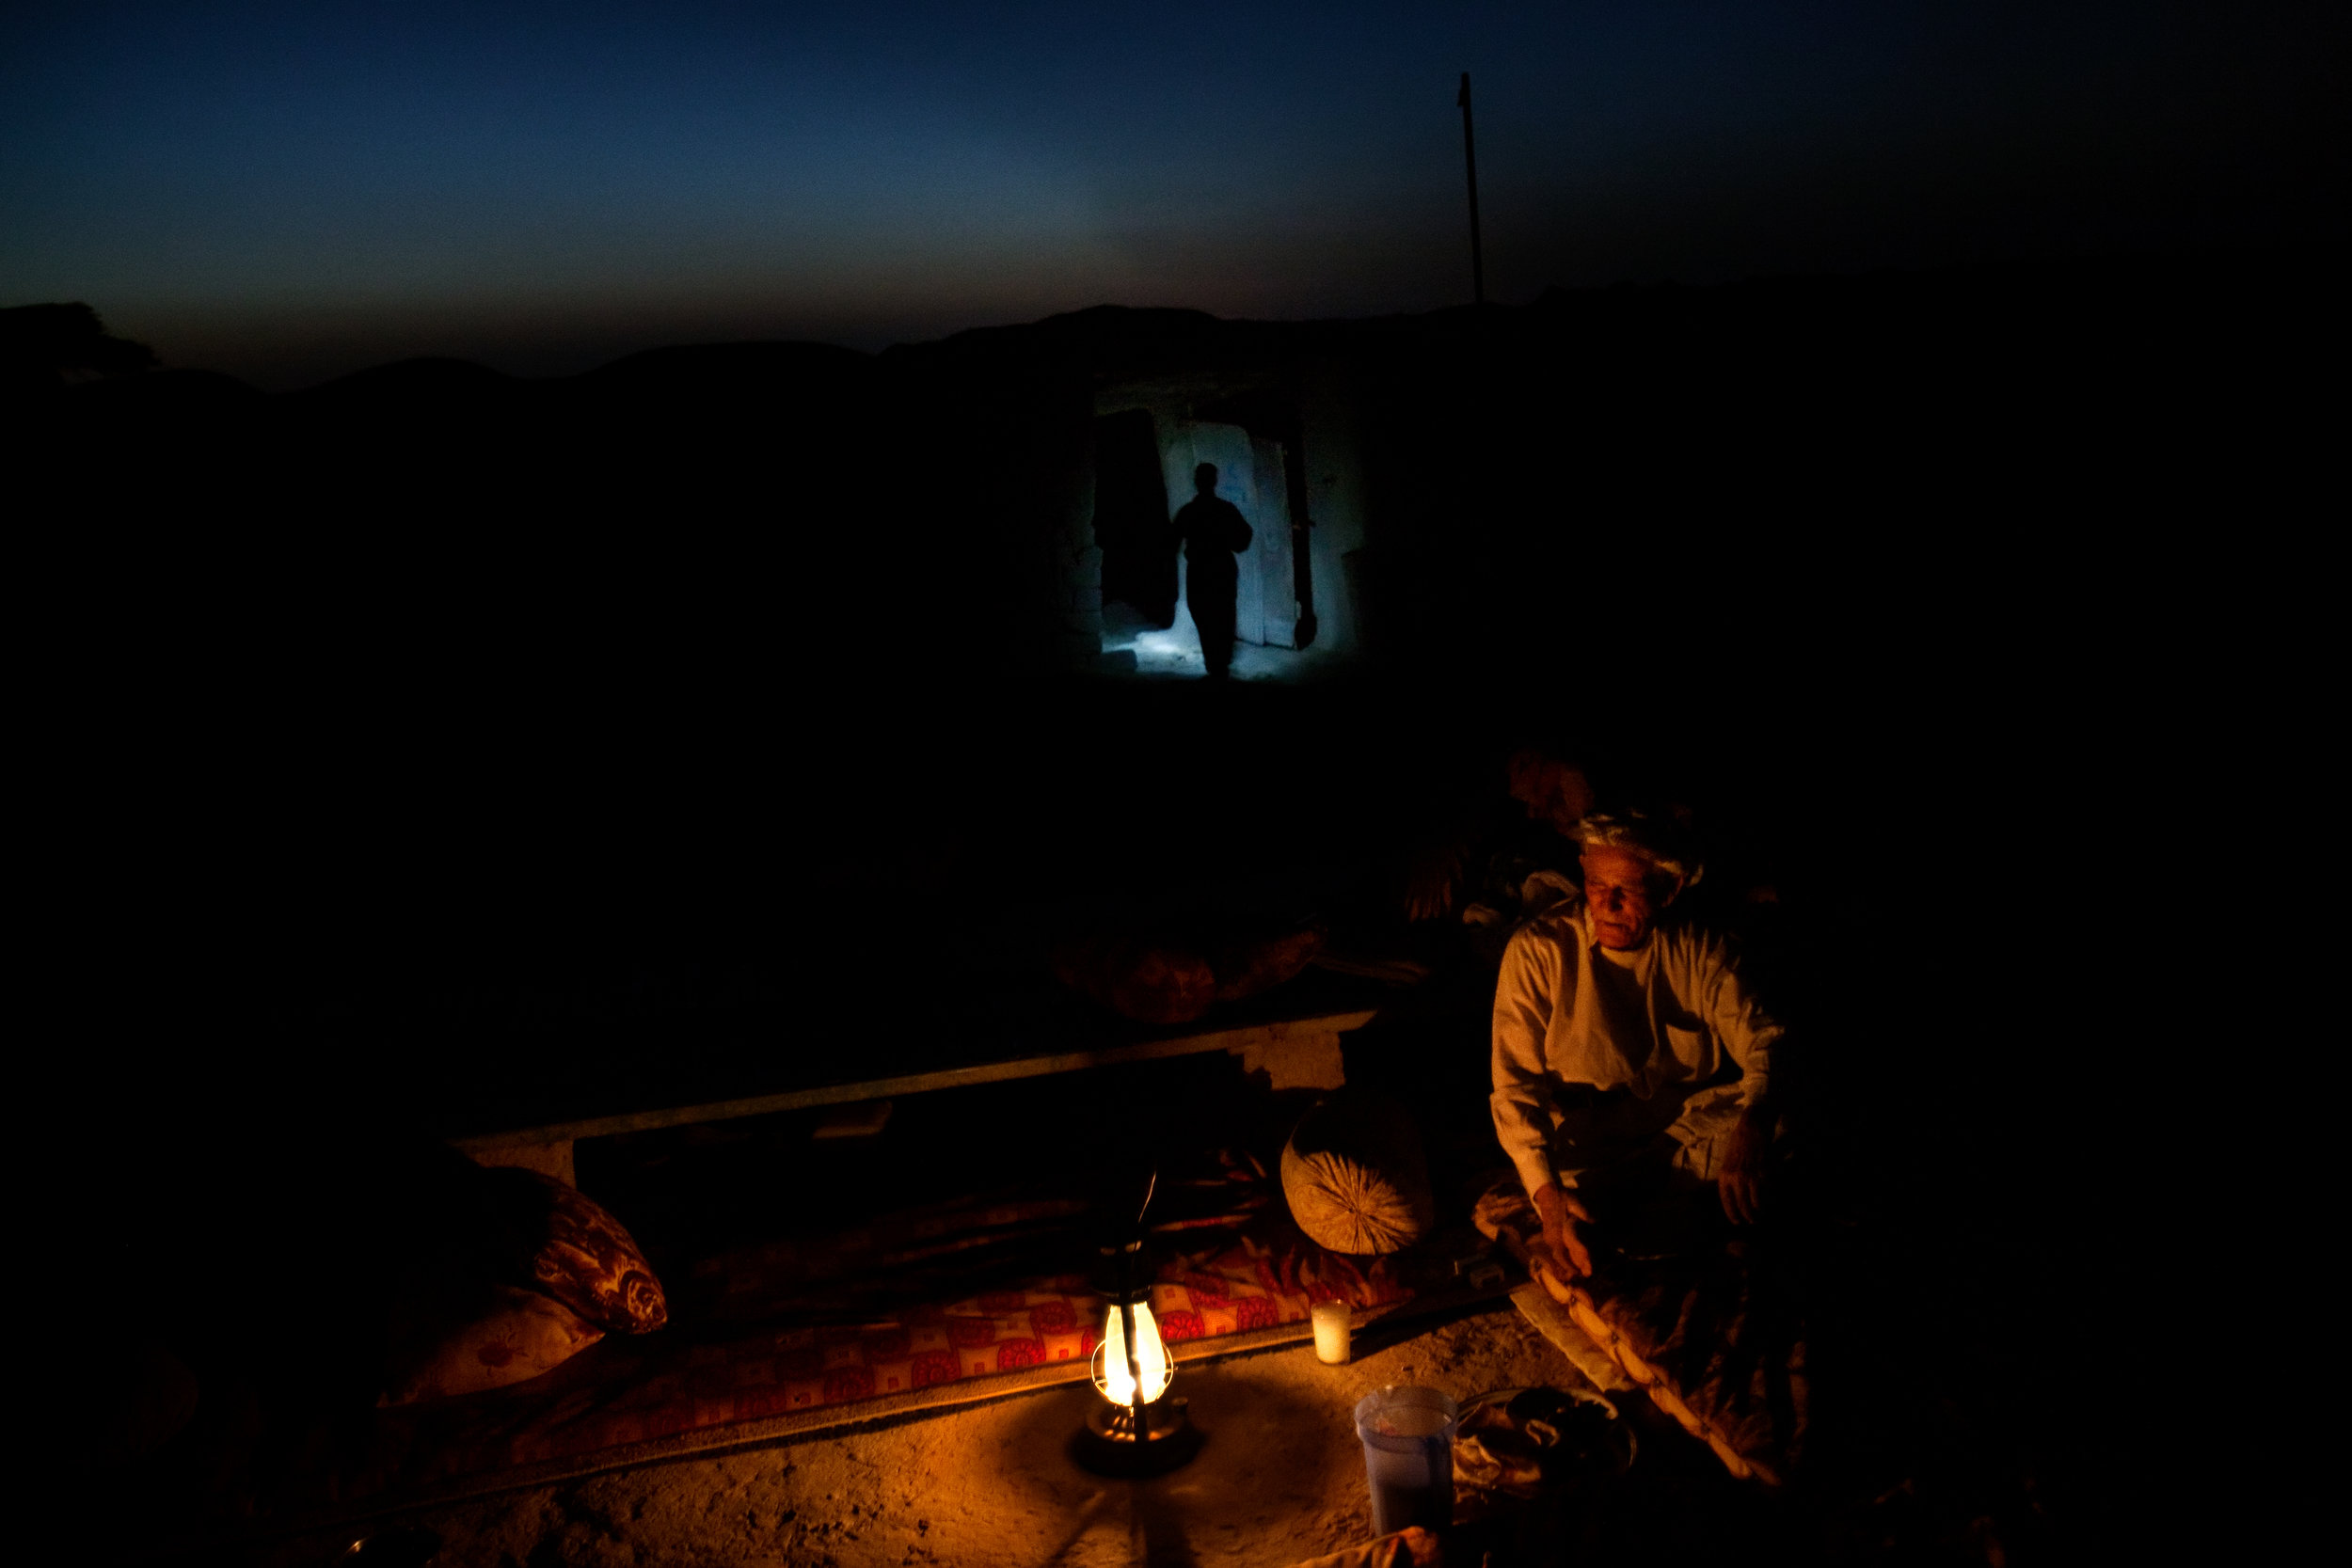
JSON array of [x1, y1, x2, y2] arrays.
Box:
[[456, 1008, 1373, 1185]]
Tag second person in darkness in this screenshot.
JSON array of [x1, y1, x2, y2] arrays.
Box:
[[1171, 462, 1253, 679]]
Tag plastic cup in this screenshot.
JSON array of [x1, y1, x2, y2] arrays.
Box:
[[1353, 1386, 1458, 1536]]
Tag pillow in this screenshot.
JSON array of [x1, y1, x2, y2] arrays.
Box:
[[1052, 927, 1323, 1023], [1051, 936, 1217, 1024], [380, 1284, 604, 1406], [477, 1168, 668, 1336], [1211, 927, 1324, 1003], [1280, 1092, 1436, 1256]]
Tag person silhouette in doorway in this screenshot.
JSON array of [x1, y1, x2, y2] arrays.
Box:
[[1170, 463, 1252, 679]]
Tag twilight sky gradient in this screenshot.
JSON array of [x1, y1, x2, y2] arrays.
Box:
[[4, 3, 2342, 387]]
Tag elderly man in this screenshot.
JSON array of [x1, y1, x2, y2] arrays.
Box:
[[1490, 812, 1783, 1276]]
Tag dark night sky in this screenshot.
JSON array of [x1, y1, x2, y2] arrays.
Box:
[[4, 2, 2341, 387]]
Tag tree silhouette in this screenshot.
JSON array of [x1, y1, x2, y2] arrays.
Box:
[[1, 303, 157, 398]]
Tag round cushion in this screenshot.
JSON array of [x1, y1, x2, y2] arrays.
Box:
[[1280, 1093, 1436, 1256]]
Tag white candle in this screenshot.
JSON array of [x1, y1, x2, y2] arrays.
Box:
[[1311, 1300, 1352, 1364]]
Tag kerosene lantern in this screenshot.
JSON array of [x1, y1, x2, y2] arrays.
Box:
[[1073, 1181, 1200, 1475]]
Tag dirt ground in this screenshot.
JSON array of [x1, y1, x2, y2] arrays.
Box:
[[271, 1307, 1576, 1568]]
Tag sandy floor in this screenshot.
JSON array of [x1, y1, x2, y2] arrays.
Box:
[[1096, 600, 1347, 684], [284, 1306, 1576, 1568]]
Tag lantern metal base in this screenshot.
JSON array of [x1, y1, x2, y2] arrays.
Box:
[[1073, 1398, 1200, 1476]]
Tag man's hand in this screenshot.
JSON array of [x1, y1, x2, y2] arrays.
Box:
[[1718, 1102, 1774, 1226], [1531, 1182, 1595, 1277]]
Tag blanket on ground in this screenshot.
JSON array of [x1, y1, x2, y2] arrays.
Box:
[[1473, 1182, 1806, 1484], [251, 1210, 1411, 1521]]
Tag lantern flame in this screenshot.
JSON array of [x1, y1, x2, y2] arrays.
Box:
[[1092, 1302, 1174, 1406]]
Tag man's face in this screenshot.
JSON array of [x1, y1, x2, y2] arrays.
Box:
[[1194, 464, 1217, 496], [1581, 847, 1671, 949]]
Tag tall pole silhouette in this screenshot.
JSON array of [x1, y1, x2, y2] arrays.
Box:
[[1458, 71, 1485, 307]]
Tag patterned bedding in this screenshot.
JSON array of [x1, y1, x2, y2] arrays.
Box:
[[471, 1223, 1407, 1469], [256, 1185, 1412, 1518]]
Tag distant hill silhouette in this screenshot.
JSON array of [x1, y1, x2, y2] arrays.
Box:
[[582, 340, 871, 393], [294, 356, 520, 407], [58, 366, 262, 413], [27, 243, 2339, 716]]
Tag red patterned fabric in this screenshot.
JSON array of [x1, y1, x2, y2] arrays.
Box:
[[349, 1220, 1412, 1493], [1152, 1309, 1196, 1342], [822, 1369, 874, 1402], [1234, 1294, 1279, 1331], [945, 1315, 998, 1348]]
